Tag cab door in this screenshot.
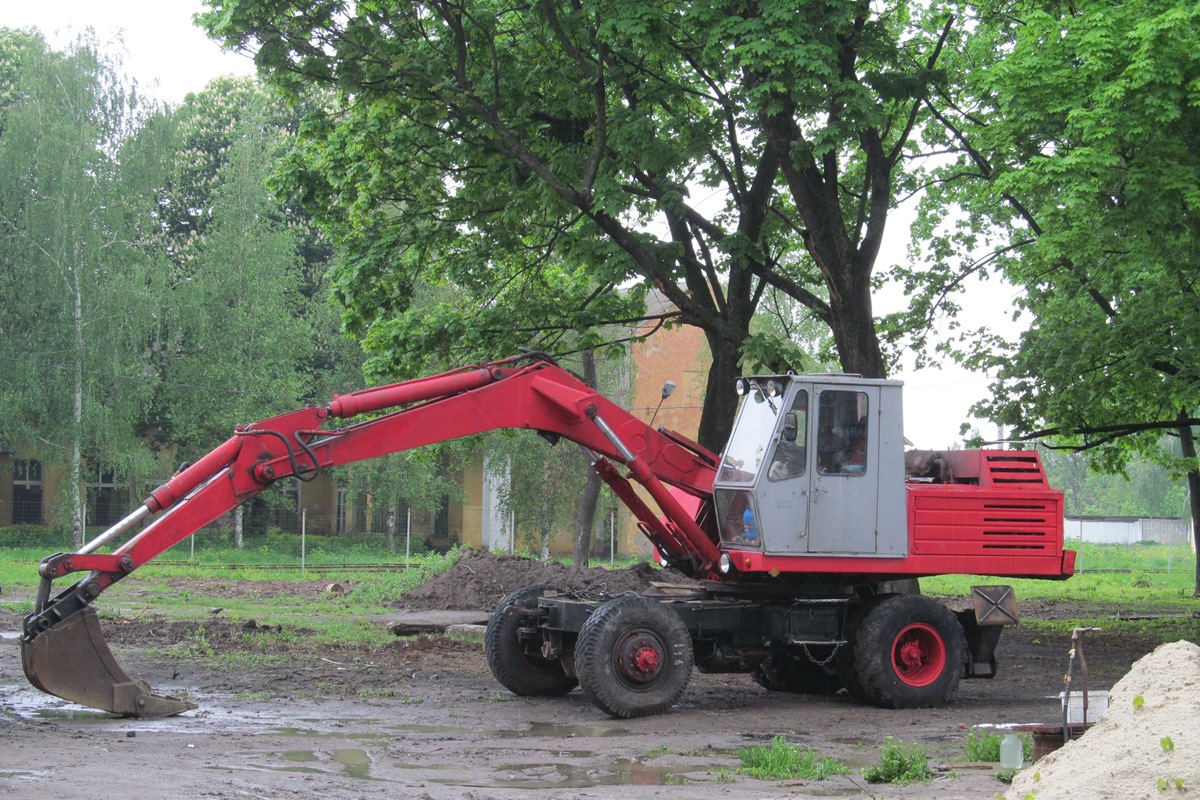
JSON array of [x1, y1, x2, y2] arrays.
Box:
[[807, 385, 880, 554], [756, 388, 810, 554]]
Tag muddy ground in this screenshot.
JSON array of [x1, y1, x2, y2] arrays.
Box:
[[1, 552, 1191, 799]]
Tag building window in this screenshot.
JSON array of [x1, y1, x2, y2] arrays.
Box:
[[12, 459, 43, 524], [335, 486, 348, 535], [432, 495, 450, 542], [86, 462, 129, 528]]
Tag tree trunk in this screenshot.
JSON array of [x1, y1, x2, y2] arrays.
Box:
[[234, 505, 245, 550], [539, 458, 552, 559], [696, 330, 746, 454], [385, 510, 396, 553], [573, 468, 601, 566], [1176, 410, 1200, 597], [829, 272, 887, 379], [572, 349, 602, 566], [70, 253, 85, 548]]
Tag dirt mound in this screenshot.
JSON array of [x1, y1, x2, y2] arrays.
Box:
[[1006, 640, 1200, 799], [396, 549, 692, 612]]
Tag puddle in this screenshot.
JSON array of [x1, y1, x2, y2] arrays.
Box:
[[269, 721, 631, 741], [798, 786, 863, 797], [434, 758, 714, 789], [0, 630, 20, 641], [267, 726, 391, 742], [517, 721, 630, 738], [829, 736, 875, 746], [238, 748, 378, 781], [0, 770, 49, 782], [330, 748, 373, 779], [32, 709, 123, 721], [394, 721, 631, 739]]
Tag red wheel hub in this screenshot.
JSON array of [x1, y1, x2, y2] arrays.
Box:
[[890, 623, 947, 687], [615, 631, 666, 685]]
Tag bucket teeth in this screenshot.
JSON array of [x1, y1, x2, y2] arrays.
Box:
[[22, 606, 196, 718]]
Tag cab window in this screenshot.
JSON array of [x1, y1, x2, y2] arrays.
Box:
[[767, 391, 808, 482], [816, 390, 868, 475]]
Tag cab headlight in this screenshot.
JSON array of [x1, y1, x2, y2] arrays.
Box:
[[718, 553, 733, 574]]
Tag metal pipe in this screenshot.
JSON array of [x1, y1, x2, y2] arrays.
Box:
[[588, 411, 720, 572], [78, 506, 151, 555], [590, 414, 636, 463]]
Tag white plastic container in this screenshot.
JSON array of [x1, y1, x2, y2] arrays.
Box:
[[999, 733, 1024, 769]]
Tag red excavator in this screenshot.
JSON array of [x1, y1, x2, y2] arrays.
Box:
[[21, 351, 1074, 719]]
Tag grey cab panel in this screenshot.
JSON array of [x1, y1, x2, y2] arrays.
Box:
[[713, 375, 908, 558]]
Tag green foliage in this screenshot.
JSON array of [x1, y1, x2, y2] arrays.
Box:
[[914, 0, 1200, 593], [198, 0, 969, 449], [736, 736, 849, 781], [862, 738, 933, 785], [0, 525, 73, 550], [0, 29, 167, 539], [966, 729, 1033, 763], [1041, 449, 1189, 518]]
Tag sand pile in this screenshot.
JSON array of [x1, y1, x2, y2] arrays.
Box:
[[1007, 640, 1200, 799]]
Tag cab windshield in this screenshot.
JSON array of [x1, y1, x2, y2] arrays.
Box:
[[716, 384, 779, 485]]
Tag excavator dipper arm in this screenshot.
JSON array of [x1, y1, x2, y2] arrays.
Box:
[[21, 354, 720, 716]]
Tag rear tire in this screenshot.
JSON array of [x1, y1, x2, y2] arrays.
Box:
[[575, 595, 694, 719], [852, 594, 965, 708], [485, 585, 577, 697]]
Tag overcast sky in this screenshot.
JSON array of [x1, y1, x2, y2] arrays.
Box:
[[1, 2, 1012, 448], [2, 1, 254, 104]]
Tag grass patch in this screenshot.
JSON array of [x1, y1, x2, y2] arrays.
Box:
[[737, 736, 848, 781], [862, 738, 932, 785], [923, 542, 1197, 610], [965, 729, 1033, 762]]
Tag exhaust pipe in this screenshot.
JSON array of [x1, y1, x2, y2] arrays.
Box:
[[22, 606, 195, 718]]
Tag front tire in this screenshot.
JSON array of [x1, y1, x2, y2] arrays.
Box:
[[485, 585, 577, 697], [575, 595, 694, 719], [852, 594, 966, 708]]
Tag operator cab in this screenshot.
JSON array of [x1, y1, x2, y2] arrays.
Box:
[[713, 375, 907, 558]]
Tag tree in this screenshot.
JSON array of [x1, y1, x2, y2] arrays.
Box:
[[0, 30, 164, 543], [153, 96, 319, 547], [915, 1, 1200, 593], [200, 0, 958, 450]]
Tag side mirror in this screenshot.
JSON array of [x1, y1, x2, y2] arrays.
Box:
[[782, 412, 798, 442], [650, 380, 678, 427]]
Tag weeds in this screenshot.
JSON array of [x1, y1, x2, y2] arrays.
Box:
[[966, 729, 1033, 762], [737, 736, 848, 781], [863, 738, 933, 785]]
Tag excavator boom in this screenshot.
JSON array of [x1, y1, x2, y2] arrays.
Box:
[[20, 353, 720, 716]]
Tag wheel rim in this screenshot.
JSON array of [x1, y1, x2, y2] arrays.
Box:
[[612, 628, 667, 689], [890, 623, 946, 687]]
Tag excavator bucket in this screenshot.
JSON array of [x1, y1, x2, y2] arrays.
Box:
[[22, 606, 196, 718]]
